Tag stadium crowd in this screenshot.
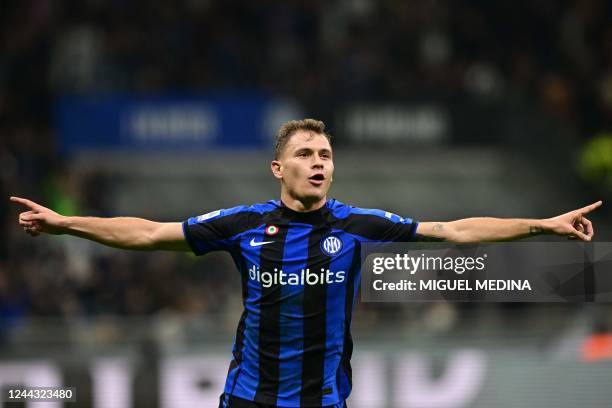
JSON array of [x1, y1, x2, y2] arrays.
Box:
[[1, 0, 611, 335]]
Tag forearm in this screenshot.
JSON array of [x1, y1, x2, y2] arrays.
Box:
[[447, 217, 549, 242], [63, 216, 163, 249]]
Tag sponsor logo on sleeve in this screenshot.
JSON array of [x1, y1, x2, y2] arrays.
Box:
[[196, 210, 221, 222]]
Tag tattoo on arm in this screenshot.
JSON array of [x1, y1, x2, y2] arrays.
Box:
[[413, 223, 447, 242], [414, 223, 446, 242], [529, 226, 543, 235]]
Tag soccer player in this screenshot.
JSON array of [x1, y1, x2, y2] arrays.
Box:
[[11, 119, 602, 408]]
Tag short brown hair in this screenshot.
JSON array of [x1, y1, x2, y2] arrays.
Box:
[[274, 118, 332, 159]]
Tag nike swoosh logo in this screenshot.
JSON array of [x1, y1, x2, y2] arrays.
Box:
[[249, 238, 274, 247]]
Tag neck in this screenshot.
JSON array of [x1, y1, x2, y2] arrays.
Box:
[[280, 190, 327, 212]]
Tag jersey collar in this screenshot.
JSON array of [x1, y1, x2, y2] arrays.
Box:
[[271, 199, 334, 224]]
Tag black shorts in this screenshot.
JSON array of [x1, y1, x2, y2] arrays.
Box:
[[218, 393, 348, 408]]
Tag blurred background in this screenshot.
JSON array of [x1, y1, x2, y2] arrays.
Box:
[[1, 0, 612, 407]]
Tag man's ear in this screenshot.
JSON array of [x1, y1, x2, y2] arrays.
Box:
[[271, 160, 282, 180]]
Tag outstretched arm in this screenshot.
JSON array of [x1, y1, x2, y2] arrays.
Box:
[[10, 196, 190, 251], [415, 201, 602, 243]]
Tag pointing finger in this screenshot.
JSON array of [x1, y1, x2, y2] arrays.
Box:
[[579, 200, 603, 214], [10, 196, 46, 212]]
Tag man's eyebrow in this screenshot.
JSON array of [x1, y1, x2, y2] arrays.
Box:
[[291, 147, 332, 155]]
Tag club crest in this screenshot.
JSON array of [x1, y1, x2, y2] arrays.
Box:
[[321, 235, 343, 256]]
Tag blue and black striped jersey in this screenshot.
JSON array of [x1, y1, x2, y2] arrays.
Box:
[[183, 199, 418, 407]]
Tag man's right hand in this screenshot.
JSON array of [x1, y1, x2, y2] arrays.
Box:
[[10, 196, 189, 251], [10, 196, 67, 237]]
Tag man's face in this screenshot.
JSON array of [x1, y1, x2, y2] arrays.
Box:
[[272, 130, 334, 204]]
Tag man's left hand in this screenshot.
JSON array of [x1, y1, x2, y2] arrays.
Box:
[[545, 201, 603, 241]]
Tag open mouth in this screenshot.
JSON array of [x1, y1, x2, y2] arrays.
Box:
[[308, 173, 325, 186]]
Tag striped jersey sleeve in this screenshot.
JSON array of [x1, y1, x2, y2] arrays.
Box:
[[182, 205, 263, 255], [331, 204, 419, 243]]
